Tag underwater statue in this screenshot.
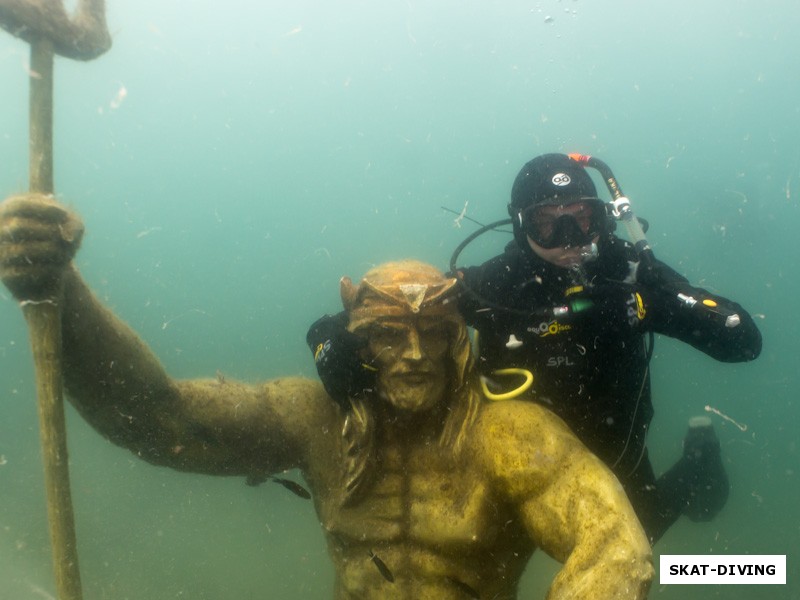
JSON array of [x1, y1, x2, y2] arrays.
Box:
[[0, 193, 653, 599]]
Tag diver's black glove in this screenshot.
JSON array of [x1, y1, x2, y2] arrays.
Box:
[[306, 312, 376, 409], [566, 283, 649, 332]]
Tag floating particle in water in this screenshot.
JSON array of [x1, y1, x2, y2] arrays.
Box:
[[544, 15, 554, 24], [110, 85, 127, 110], [705, 404, 748, 432], [453, 200, 468, 228]]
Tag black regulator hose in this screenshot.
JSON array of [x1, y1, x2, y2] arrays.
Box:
[[449, 218, 512, 276], [568, 153, 655, 266], [449, 217, 562, 319], [569, 154, 659, 360], [449, 217, 540, 317]]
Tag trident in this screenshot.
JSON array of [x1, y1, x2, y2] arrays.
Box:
[[0, 1, 111, 598]]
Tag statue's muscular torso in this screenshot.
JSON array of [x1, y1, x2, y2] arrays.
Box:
[[316, 434, 532, 599]]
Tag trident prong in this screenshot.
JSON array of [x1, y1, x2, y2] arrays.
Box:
[[0, 0, 111, 60]]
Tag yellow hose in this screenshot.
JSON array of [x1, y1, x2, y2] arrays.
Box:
[[480, 368, 535, 401]]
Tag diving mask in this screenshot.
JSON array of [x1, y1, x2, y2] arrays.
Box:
[[520, 198, 607, 249]]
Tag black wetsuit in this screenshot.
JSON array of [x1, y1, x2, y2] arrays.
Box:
[[459, 236, 762, 542]]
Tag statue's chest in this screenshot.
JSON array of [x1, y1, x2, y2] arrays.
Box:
[[322, 446, 504, 550]]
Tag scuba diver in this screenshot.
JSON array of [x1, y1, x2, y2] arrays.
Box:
[[307, 153, 762, 544]]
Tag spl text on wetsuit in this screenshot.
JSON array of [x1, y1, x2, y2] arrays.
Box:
[[660, 555, 786, 585]]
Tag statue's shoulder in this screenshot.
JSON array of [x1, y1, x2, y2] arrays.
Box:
[[257, 376, 336, 420], [473, 400, 571, 438], [468, 400, 581, 473]]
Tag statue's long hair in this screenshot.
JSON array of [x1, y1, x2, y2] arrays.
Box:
[[342, 340, 482, 505], [337, 260, 483, 506]]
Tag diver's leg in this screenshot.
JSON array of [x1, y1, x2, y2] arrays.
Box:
[[648, 416, 730, 539], [622, 450, 682, 545], [623, 418, 729, 544], [663, 416, 730, 522]]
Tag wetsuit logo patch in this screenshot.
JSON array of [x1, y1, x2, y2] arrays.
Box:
[[528, 320, 572, 337], [622, 291, 645, 326], [547, 356, 576, 367]]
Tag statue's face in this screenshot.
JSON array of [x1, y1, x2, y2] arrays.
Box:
[[366, 316, 452, 414]]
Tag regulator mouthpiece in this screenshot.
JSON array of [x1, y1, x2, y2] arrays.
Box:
[[580, 242, 599, 263]]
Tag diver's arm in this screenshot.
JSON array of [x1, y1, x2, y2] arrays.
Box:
[[475, 402, 653, 600], [453, 265, 484, 328], [640, 259, 762, 362], [454, 251, 519, 329]]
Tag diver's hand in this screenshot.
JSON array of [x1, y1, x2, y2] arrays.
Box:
[[0, 193, 84, 302], [306, 312, 376, 409]]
